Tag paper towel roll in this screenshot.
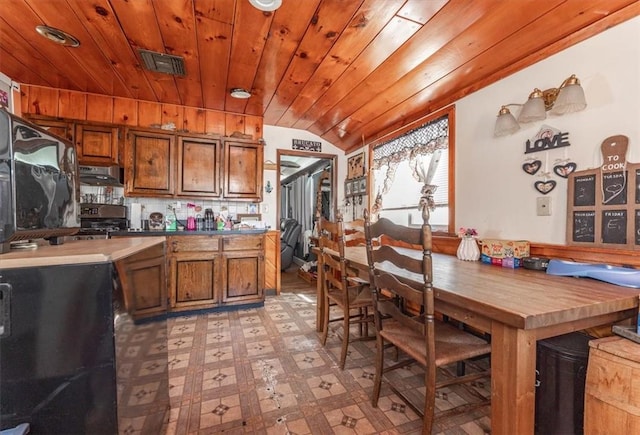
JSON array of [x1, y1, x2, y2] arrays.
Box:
[[129, 203, 142, 229]]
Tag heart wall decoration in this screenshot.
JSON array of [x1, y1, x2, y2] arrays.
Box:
[[522, 160, 542, 175], [553, 162, 577, 178], [534, 180, 557, 194]]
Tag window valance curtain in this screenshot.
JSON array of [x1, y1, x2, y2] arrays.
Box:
[[372, 115, 449, 203]]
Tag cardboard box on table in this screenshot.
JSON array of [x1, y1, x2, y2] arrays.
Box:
[[481, 239, 530, 268]]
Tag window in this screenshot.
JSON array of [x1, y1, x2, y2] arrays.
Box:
[[371, 106, 454, 233]]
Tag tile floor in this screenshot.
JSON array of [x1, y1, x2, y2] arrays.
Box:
[[157, 271, 491, 434]]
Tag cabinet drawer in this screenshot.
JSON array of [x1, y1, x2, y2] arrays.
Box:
[[222, 235, 263, 251], [168, 236, 220, 253]]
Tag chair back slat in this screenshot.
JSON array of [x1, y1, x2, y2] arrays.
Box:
[[366, 217, 422, 247], [344, 218, 366, 246], [371, 245, 423, 276]]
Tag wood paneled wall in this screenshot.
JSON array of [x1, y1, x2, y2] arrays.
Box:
[[19, 84, 263, 139]]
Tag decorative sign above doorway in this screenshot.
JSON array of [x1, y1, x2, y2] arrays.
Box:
[[292, 139, 321, 152]]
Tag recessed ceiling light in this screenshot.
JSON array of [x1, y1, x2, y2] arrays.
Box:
[[35, 25, 80, 47], [248, 0, 282, 12], [230, 88, 251, 99]]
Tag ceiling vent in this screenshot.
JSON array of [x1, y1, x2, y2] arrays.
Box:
[[138, 49, 186, 76]]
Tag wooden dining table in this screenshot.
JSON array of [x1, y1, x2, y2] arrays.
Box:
[[315, 246, 640, 435]]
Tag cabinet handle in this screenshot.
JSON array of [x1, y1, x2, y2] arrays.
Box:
[[171, 240, 178, 252]]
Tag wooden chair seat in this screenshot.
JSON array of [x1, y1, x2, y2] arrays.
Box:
[[379, 318, 491, 367]]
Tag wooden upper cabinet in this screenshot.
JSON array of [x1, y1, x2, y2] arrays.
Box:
[[223, 139, 263, 201], [125, 128, 175, 197], [75, 123, 120, 165], [28, 117, 73, 142], [177, 136, 222, 198]]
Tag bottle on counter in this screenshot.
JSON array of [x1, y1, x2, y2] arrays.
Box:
[[204, 208, 214, 230], [186, 203, 196, 231]]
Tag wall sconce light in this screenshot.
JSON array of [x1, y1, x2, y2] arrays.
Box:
[[265, 180, 273, 193], [494, 74, 587, 137]]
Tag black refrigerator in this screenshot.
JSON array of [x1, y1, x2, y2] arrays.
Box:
[[0, 262, 169, 434]]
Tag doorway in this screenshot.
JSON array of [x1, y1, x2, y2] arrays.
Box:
[[277, 149, 337, 271]]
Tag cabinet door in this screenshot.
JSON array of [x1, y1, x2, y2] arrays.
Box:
[[125, 129, 175, 197], [177, 136, 222, 197], [30, 118, 73, 142], [222, 251, 264, 304], [75, 124, 120, 165], [169, 252, 219, 309], [114, 241, 167, 321], [223, 139, 263, 200]]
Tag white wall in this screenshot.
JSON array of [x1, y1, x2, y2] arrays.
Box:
[[261, 125, 346, 229], [456, 17, 640, 244]]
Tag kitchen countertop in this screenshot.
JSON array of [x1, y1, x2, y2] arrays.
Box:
[[0, 237, 166, 269], [109, 228, 268, 237]]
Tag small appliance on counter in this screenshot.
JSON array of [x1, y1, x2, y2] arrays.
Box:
[[76, 203, 128, 239], [149, 212, 164, 231]]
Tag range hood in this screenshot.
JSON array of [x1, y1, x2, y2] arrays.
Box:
[[79, 165, 124, 187]]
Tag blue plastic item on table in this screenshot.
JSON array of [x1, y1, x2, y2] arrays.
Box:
[[0, 423, 30, 435], [546, 259, 640, 288]]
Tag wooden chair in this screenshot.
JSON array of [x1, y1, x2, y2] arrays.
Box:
[[364, 208, 491, 434], [319, 215, 374, 370]]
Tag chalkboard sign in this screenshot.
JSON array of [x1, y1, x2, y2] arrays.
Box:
[[573, 174, 596, 206], [601, 210, 627, 244], [567, 162, 639, 250], [602, 171, 627, 205], [573, 211, 595, 243]]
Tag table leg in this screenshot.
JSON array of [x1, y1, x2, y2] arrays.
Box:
[[490, 321, 537, 435]]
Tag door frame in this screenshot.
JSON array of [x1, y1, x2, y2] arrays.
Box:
[[276, 149, 337, 228]]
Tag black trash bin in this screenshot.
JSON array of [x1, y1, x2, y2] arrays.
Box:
[[535, 331, 593, 435]]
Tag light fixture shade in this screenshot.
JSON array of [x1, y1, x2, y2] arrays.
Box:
[[35, 25, 80, 47], [518, 89, 546, 123], [230, 88, 251, 99], [551, 75, 586, 115], [494, 106, 520, 137], [248, 0, 282, 11]]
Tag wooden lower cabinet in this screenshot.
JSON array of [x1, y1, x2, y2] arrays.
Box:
[[114, 241, 167, 321], [167, 234, 265, 312]]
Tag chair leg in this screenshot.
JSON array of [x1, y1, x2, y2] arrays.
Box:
[[339, 307, 350, 370], [321, 293, 330, 346], [422, 364, 438, 435], [371, 335, 384, 408]]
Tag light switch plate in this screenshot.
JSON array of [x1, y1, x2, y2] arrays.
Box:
[[536, 197, 551, 216]]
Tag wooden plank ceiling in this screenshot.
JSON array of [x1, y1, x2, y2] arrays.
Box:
[[0, 0, 638, 151]]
